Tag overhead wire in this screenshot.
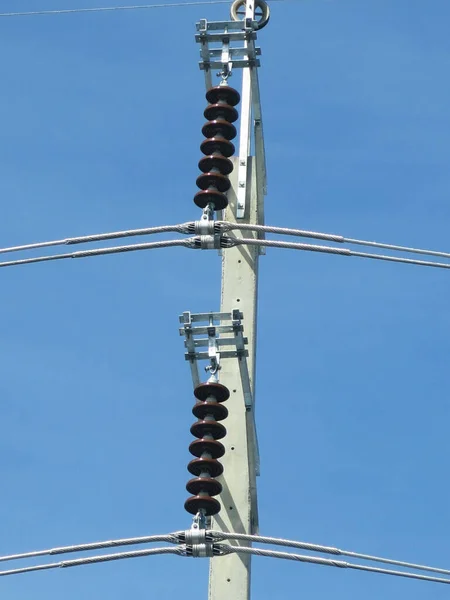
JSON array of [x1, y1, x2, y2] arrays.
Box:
[[229, 238, 450, 270], [2, 527, 448, 580], [0, 224, 191, 256], [209, 531, 450, 576], [0, 547, 184, 577], [0, 533, 180, 564], [219, 545, 450, 585], [2, 529, 450, 585], [0, 1, 231, 18], [0, 234, 449, 270], [0, 238, 195, 268], [3, 527, 450, 580], [0, 220, 449, 264], [219, 222, 450, 260]]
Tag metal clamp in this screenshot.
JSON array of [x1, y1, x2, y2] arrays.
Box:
[[179, 310, 249, 388], [178, 524, 215, 558], [195, 18, 261, 91]]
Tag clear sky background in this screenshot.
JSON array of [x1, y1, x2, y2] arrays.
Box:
[[1, 0, 450, 598]]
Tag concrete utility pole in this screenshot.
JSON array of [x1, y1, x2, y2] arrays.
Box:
[[198, 2, 269, 598], [179, 2, 270, 599], [208, 157, 260, 600]]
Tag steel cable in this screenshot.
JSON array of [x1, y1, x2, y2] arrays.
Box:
[[0, 224, 192, 256], [0, 1, 231, 18], [0, 232, 449, 271], [0, 220, 449, 264], [230, 238, 450, 270], [218, 545, 450, 585], [0, 0, 289, 18], [219, 222, 450, 260], [0, 533, 181, 564], [0, 238, 197, 269], [0, 546, 184, 577], [209, 531, 450, 576]]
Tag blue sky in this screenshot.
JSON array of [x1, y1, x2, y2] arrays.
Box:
[[1, 0, 450, 597]]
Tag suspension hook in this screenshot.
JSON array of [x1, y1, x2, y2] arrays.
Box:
[[205, 357, 221, 377], [192, 510, 207, 530], [217, 63, 232, 83]]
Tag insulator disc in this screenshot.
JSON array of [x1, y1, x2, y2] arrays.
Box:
[[206, 85, 241, 107], [194, 382, 230, 403], [184, 495, 221, 516], [188, 457, 224, 478], [189, 438, 225, 459], [190, 419, 227, 440], [204, 103, 238, 123], [196, 172, 231, 193], [202, 119, 237, 141], [194, 190, 228, 211], [201, 137, 235, 158], [192, 401, 228, 421], [199, 155, 234, 176], [186, 477, 223, 497]]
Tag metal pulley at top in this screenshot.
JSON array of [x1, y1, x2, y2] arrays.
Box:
[[230, 0, 270, 30]]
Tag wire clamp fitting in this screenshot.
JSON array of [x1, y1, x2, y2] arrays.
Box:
[[194, 217, 217, 236], [180, 515, 215, 557], [199, 234, 221, 249]]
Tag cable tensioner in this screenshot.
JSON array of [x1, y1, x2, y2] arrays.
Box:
[[185, 380, 230, 517], [194, 84, 241, 214]]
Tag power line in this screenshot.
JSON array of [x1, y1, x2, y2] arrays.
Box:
[[0, 547, 183, 578], [1, 527, 449, 579], [210, 531, 450, 576], [219, 545, 450, 585], [1, 220, 448, 262], [221, 222, 450, 260], [228, 238, 450, 270], [1, 235, 450, 270], [2, 528, 450, 586], [0, 224, 189, 256], [0, 1, 231, 18], [0, 238, 193, 268], [0, 533, 180, 563], [0, 0, 288, 19]]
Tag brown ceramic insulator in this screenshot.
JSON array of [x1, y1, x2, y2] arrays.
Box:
[[198, 155, 234, 176], [188, 457, 224, 478], [192, 401, 228, 421], [200, 137, 235, 158], [206, 85, 241, 107], [196, 172, 231, 193], [186, 477, 223, 497], [190, 419, 227, 440], [194, 382, 230, 403], [194, 189, 228, 211], [189, 438, 225, 459], [204, 103, 238, 123], [202, 119, 237, 141], [184, 495, 221, 516]]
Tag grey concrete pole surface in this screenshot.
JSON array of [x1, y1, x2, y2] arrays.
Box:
[[208, 158, 260, 600]]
